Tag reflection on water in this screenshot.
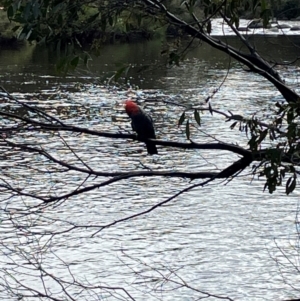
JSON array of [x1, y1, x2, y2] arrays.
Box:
[[0, 33, 300, 301]]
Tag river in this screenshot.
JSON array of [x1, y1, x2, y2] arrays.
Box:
[[0, 32, 300, 301]]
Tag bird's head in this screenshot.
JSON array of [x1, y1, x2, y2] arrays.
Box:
[[125, 99, 140, 116]]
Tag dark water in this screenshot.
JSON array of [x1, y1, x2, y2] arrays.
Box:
[[0, 33, 300, 301]]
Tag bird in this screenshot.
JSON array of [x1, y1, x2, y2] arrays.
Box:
[[124, 100, 158, 155]]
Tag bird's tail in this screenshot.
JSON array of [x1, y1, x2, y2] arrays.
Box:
[[146, 142, 158, 155]]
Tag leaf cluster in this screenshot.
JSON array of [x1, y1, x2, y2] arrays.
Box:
[[241, 101, 300, 194]]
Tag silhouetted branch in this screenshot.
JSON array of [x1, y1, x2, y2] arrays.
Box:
[[120, 250, 235, 301], [91, 154, 251, 236], [145, 0, 300, 103]]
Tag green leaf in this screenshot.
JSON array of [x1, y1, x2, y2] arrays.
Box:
[[70, 56, 79, 69], [12, 25, 20, 32], [286, 176, 296, 195], [124, 65, 131, 78], [206, 20, 212, 34], [87, 12, 100, 23], [58, 14, 63, 26], [56, 39, 61, 53], [56, 56, 68, 73], [25, 28, 32, 40], [137, 65, 150, 73], [125, 22, 131, 32], [108, 15, 113, 26], [194, 109, 201, 126], [257, 129, 268, 144], [83, 53, 90, 66], [230, 121, 237, 129], [234, 15, 239, 28], [169, 52, 180, 66], [114, 66, 127, 81], [208, 102, 213, 115], [52, 2, 65, 14], [7, 5, 14, 20], [23, 2, 32, 21], [185, 119, 190, 140], [101, 15, 107, 31], [178, 111, 185, 126], [32, 2, 40, 19], [263, 181, 268, 192], [204, 7, 208, 17], [136, 14, 142, 27]]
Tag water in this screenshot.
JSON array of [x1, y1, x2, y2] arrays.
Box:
[[0, 30, 300, 301], [211, 18, 300, 36]]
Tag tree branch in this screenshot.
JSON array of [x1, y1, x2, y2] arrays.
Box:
[[144, 0, 300, 103]]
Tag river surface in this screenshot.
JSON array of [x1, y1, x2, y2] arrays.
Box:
[[0, 30, 300, 301]]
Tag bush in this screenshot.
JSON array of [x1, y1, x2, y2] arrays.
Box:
[[277, 0, 300, 19]]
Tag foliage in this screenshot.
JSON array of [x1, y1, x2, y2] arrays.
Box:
[[277, 0, 300, 19], [2, 0, 165, 72], [1, 1, 300, 192]]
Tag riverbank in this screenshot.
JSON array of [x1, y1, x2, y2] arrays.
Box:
[[1, 8, 300, 48], [0, 9, 24, 47]]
